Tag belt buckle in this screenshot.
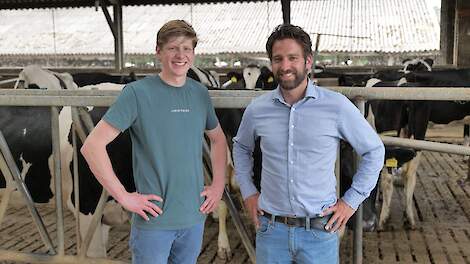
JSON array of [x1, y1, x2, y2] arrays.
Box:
[[284, 215, 296, 226]]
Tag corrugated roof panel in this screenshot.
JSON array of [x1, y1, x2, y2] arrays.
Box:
[[0, 0, 278, 10], [0, 0, 440, 55]]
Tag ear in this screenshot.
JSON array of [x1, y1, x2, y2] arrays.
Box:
[[424, 58, 434, 67], [306, 54, 313, 72], [155, 46, 162, 60]]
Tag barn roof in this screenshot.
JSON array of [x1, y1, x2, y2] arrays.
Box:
[[0, 0, 275, 10], [0, 0, 440, 55]]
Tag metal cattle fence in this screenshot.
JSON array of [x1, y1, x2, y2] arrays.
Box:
[[0, 87, 469, 264]]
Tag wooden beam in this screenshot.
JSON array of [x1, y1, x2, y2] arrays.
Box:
[[455, 1, 470, 67], [441, 0, 456, 65]]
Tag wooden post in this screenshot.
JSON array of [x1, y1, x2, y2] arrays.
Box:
[[454, 0, 470, 67]]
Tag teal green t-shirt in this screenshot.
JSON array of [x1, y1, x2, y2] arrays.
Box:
[[103, 75, 218, 230]]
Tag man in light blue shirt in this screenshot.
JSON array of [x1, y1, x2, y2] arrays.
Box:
[[233, 24, 385, 263]]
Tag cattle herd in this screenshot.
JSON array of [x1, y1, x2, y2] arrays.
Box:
[[1, 60, 470, 259]]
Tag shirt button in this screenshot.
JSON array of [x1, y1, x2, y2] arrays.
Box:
[[290, 143, 294, 146], [291, 125, 295, 128], [292, 107, 296, 111], [290, 179, 294, 183], [290, 160, 293, 164]]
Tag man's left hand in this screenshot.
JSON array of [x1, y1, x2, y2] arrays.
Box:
[[321, 199, 355, 233], [199, 184, 224, 214]]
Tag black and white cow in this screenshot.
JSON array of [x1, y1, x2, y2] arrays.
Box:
[[376, 61, 470, 229], [187, 67, 220, 90], [0, 66, 136, 257], [14, 65, 76, 90], [0, 66, 77, 204], [0, 106, 55, 202], [405, 68, 470, 185], [405, 69, 470, 142], [222, 65, 277, 90], [72, 72, 137, 87], [362, 59, 433, 230]]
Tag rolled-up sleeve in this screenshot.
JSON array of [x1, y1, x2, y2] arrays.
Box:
[[232, 105, 259, 200], [338, 97, 385, 209]]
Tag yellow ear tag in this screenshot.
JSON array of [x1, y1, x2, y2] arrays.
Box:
[[231, 76, 238, 83], [385, 158, 398, 168], [267, 76, 274, 83]]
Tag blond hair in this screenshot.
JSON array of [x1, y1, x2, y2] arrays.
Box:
[[156, 20, 198, 49]]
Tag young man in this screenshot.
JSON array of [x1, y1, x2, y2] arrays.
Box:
[[233, 24, 385, 263], [81, 20, 227, 264]]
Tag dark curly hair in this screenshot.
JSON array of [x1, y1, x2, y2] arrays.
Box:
[[266, 24, 312, 61]]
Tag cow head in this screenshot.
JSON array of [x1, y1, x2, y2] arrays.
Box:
[[243, 64, 261, 90], [17, 65, 77, 90], [402, 58, 433, 74]]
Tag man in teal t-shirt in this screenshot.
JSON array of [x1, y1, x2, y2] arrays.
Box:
[[81, 20, 227, 264]]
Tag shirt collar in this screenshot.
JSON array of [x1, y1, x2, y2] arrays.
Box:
[[272, 78, 318, 103]]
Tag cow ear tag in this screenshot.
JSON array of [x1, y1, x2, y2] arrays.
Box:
[[267, 76, 274, 83], [231, 76, 238, 83], [385, 158, 398, 168]]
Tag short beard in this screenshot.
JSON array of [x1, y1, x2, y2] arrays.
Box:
[[276, 67, 308, 91]]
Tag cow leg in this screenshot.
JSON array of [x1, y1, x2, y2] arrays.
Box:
[[60, 107, 74, 210], [48, 106, 74, 208], [216, 146, 236, 260], [466, 159, 470, 184], [404, 153, 420, 230], [366, 103, 376, 130], [48, 147, 73, 208], [463, 124, 470, 147], [18, 154, 32, 181], [378, 167, 393, 231], [79, 212, 110, 258], [464, 125, 470, 183], [393, 162, 406, 187], [217, 200, 232, 260], [361, 190, 378, 231], [102, 200, 130, 226]]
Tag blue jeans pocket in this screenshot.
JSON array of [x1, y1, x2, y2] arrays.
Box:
[[310, 228, 337, 240], [256, 216, 273, 235]]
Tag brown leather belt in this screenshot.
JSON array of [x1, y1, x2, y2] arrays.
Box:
[[263, 212, 330, 231]]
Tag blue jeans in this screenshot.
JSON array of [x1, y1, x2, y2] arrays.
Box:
[[256, 215, 339, 264], [129, 222, 204, 264]]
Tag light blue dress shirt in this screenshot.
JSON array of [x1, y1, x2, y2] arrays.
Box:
[[233, 80, 385, 217]]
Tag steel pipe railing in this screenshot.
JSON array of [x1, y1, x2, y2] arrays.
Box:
[[0, 152, 15, 228], [353, 99, 366, 264], [381, 136, 470, 155], [71, 125, 82, 253], [51, 106, 65, 255], [1, 87, 470, 107]]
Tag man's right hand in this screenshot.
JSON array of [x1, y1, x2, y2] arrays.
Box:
[[244, 193, 263, 229], [118, 192, 163, 221]]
